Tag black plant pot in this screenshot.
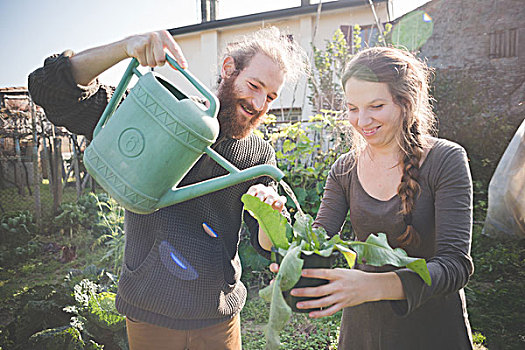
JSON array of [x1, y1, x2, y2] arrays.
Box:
[[274, 250, 337, 313]]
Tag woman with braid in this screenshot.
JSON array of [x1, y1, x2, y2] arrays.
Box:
[[269, 47, 474, 349]]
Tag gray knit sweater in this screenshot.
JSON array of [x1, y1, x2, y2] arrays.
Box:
[[28, 52, 274, 329]]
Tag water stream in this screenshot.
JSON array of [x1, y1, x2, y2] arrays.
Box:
[[279, 179, 305, 217]]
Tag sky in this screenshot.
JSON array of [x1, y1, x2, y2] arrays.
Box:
[[0, 0, 428, 88]]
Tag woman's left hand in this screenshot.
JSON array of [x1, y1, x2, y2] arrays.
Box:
[[291, 268, 379, 318]]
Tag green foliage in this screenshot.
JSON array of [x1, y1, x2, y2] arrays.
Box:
[[261, 112, 352, 218], [389, 10, 434, 51], [92, 195, 125, 275], [239, 238, 272, 292], [467, 226, 525, 349], [54, 193, 107, 238], [241, 297, 341, 350], [66, 278, 127, 349], [0, 210, 35, 247], [308, 29, 353, 112], [0, 210, 40, 267], [29, 325, 85, 350], [432, 71, 521, 185], [29, 270, 126, 350], [0, 283, 73, 350]]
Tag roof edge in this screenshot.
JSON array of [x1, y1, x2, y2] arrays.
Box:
[[168, 0, 386, 36]]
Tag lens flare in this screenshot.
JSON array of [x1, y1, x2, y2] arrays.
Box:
[[423, 13, 432, 23], [159, 240, 198, 280]]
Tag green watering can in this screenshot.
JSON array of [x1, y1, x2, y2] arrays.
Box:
[[83, 54, 284, 214]]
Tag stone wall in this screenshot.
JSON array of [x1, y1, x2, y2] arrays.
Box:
[[414, 0, 524, 182]]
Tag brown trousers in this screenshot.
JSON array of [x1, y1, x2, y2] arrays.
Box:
[[126, 314, 241, 350]]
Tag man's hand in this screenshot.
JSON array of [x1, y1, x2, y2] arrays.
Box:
[[124, 30, 187, 69], [246, 184, 287, 251], [70, 30, 188, 86], [246, 184, 286, 212]]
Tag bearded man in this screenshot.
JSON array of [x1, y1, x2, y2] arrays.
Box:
[[28, 27, 307, 350]]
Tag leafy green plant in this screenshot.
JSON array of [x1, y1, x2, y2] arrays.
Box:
[[92, 195, 125, 275], [53, 193, 111, 239], [241, 194, 430, 349], [0, 211, 39, 266], [0, 210, 36, 247], [259, 112, 352, 218], [308, 29, 352, 112], [29, 271, 126, 350]]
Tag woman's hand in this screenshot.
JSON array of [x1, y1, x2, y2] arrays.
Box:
[[124, 30, 187, 69], [246, 184, 287, 213], [291, 268, 404, 318]]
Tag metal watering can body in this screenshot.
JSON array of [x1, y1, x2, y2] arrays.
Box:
[[83, 54, 284, 214]]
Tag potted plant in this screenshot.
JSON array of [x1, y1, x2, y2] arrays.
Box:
[[241, 194, 431, 349]]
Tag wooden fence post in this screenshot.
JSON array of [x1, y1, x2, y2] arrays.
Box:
[[71, 135, 82, 199], [30, 99, 41, 227], [14, 137, 25, 196], [51, 136, 63, 214]]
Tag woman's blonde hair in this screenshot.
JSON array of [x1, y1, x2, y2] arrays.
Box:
[[342, 47, 437, 248]]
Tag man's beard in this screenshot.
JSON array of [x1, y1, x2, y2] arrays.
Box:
[[216, 74, 265, 139]]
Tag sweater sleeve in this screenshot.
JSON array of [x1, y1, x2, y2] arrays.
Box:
[[27, 51, 115, 140], [393, 143, 474, 316], [313, 154, 352, 236]]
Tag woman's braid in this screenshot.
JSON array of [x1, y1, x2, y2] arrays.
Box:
[[397, 121, 423, 247]]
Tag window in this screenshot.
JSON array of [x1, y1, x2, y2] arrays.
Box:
[[268, 107, 302, 123], [340, 24, 385, 52], [489, 28, 518, 58]]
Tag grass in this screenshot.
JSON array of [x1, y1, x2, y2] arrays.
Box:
[[241, 296, 340, 349], [466, 224, 525, 350], [0, 229, 110, 305]]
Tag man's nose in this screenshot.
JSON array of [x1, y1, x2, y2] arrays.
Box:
[[252, 93, 266, 111]]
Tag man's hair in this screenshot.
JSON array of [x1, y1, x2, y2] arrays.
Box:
[[217, 26, 309, 85]]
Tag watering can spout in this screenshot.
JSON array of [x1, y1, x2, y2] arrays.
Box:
[[158, 164, 285, 208]]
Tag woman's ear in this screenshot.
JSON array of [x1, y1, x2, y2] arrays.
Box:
[[221, 56, 236, 79]]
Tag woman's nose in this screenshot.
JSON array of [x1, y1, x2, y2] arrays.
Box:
[[357, 111, 372, 127]]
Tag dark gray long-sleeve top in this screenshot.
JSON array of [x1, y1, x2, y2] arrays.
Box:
[[314, 138, 475, 349]]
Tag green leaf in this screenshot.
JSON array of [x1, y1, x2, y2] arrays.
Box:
[[282, 139, 295, 153], [348, 233, 431, 285], [292, 212, 313, 243], [278, 245, 304, 291], [334, 244, 357, 268], [262, 274, 293, 350], [87, 292, 126, 331], [242, 194, 290, 250]]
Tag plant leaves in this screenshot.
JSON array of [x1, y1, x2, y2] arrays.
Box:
[[242, 194, 290, 250], [335, 244, 357, 268], [278, 245, 303, 291], [348, 233, 431, 286], [264, 274, 292, 350], [259, 246, 303, 349]]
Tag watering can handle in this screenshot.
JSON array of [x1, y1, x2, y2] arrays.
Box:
[[93, 53, 219, 138]]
